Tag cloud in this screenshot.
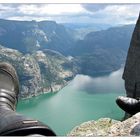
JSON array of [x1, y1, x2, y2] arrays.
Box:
[[82, 4, 111, 12], [0, 4, 89, 22], [69, 68, 125, 94], [0, 4, 87, 19], [17, 4, 86, 16], [81, 4, 140, 25], [0, 3, 139, 25]]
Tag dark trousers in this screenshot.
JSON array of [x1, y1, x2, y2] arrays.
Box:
[[125, 81, 140, 99], [123, 80, 140, 120]]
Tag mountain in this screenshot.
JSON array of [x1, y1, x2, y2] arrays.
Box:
[[0, 19, 136, 98], [62, 23, 112, 39], [0, 19, 75, 54], [68, 25, 135, 76], [0, 45, 77, 98]]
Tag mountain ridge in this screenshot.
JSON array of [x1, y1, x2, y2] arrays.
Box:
[[0, 19, 135, 98]]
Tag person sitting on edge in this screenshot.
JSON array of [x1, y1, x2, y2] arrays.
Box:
[[0, 62, 56, 136]]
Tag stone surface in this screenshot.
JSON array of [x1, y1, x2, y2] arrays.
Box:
[[68, 113, 140, 136], [68, 118, 119, 136], [109, 112, 140, 136]]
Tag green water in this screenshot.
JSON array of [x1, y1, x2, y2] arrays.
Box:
[[17, 82, 125, 136]]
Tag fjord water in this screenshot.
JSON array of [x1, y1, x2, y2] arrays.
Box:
[[17, 68, 125, 136]]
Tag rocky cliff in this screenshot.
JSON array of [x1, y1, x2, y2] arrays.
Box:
[[0, 19, 135, 98], [0, 19, 134, 76], [0, 19, 75, 54], [68, 25, 134, 76], [68, 112, 140, 136], [0, 45, 77, 99]]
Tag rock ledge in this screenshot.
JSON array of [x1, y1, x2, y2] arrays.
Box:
[[68, 113, 140, 136]]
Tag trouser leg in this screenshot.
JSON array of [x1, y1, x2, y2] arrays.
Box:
[[135, 82, 140, 99], [125, 81, 140, 99], [123, 81, 136, 119], [125, 81, 136, 98]]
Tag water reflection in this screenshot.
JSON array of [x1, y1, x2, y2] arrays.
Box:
[[69, 68, 125, 94]]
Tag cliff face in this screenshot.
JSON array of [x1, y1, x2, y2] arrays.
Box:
[[0, 19, 75, 54], [33, 49, 76, 93], [0, 19, 134, 76], [0, 19, 135, 98], [0, 45, 76, 99], [68, 25, 134, 76], [68, 112, 140, 136]]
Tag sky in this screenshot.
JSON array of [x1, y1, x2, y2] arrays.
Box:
[[0, 3, 140, 26]]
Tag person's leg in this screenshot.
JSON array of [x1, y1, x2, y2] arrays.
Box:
[[121, 81, 136, 118], [116, 82, 140, 116], [125, 80, 136, 98], [135, 82, 140, 99], [116, 81, 140, 119], [0, 62, 56, 136]]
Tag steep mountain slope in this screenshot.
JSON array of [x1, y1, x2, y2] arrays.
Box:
[[0, 45, 77, 98], [62, 23, 111, 40], [0, 19, 136, 98], [0, 19, 75, 54], [69, 25, 134, 75]]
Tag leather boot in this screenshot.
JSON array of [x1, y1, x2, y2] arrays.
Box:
[[116, 96, 140, 115], [0, 62, 56, 136]]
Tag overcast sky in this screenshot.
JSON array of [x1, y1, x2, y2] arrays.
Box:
[[0, 4, 140, 25]]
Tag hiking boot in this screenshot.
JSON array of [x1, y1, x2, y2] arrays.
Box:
[[0, 62, 56, 136], [116, 96, 140, 115], [0, 62, 19, 111]]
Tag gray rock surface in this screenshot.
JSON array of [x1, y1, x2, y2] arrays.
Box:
[[68, 118, 119, 136], [109, 112, 140, 136], [68, 112, 140, 136]]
